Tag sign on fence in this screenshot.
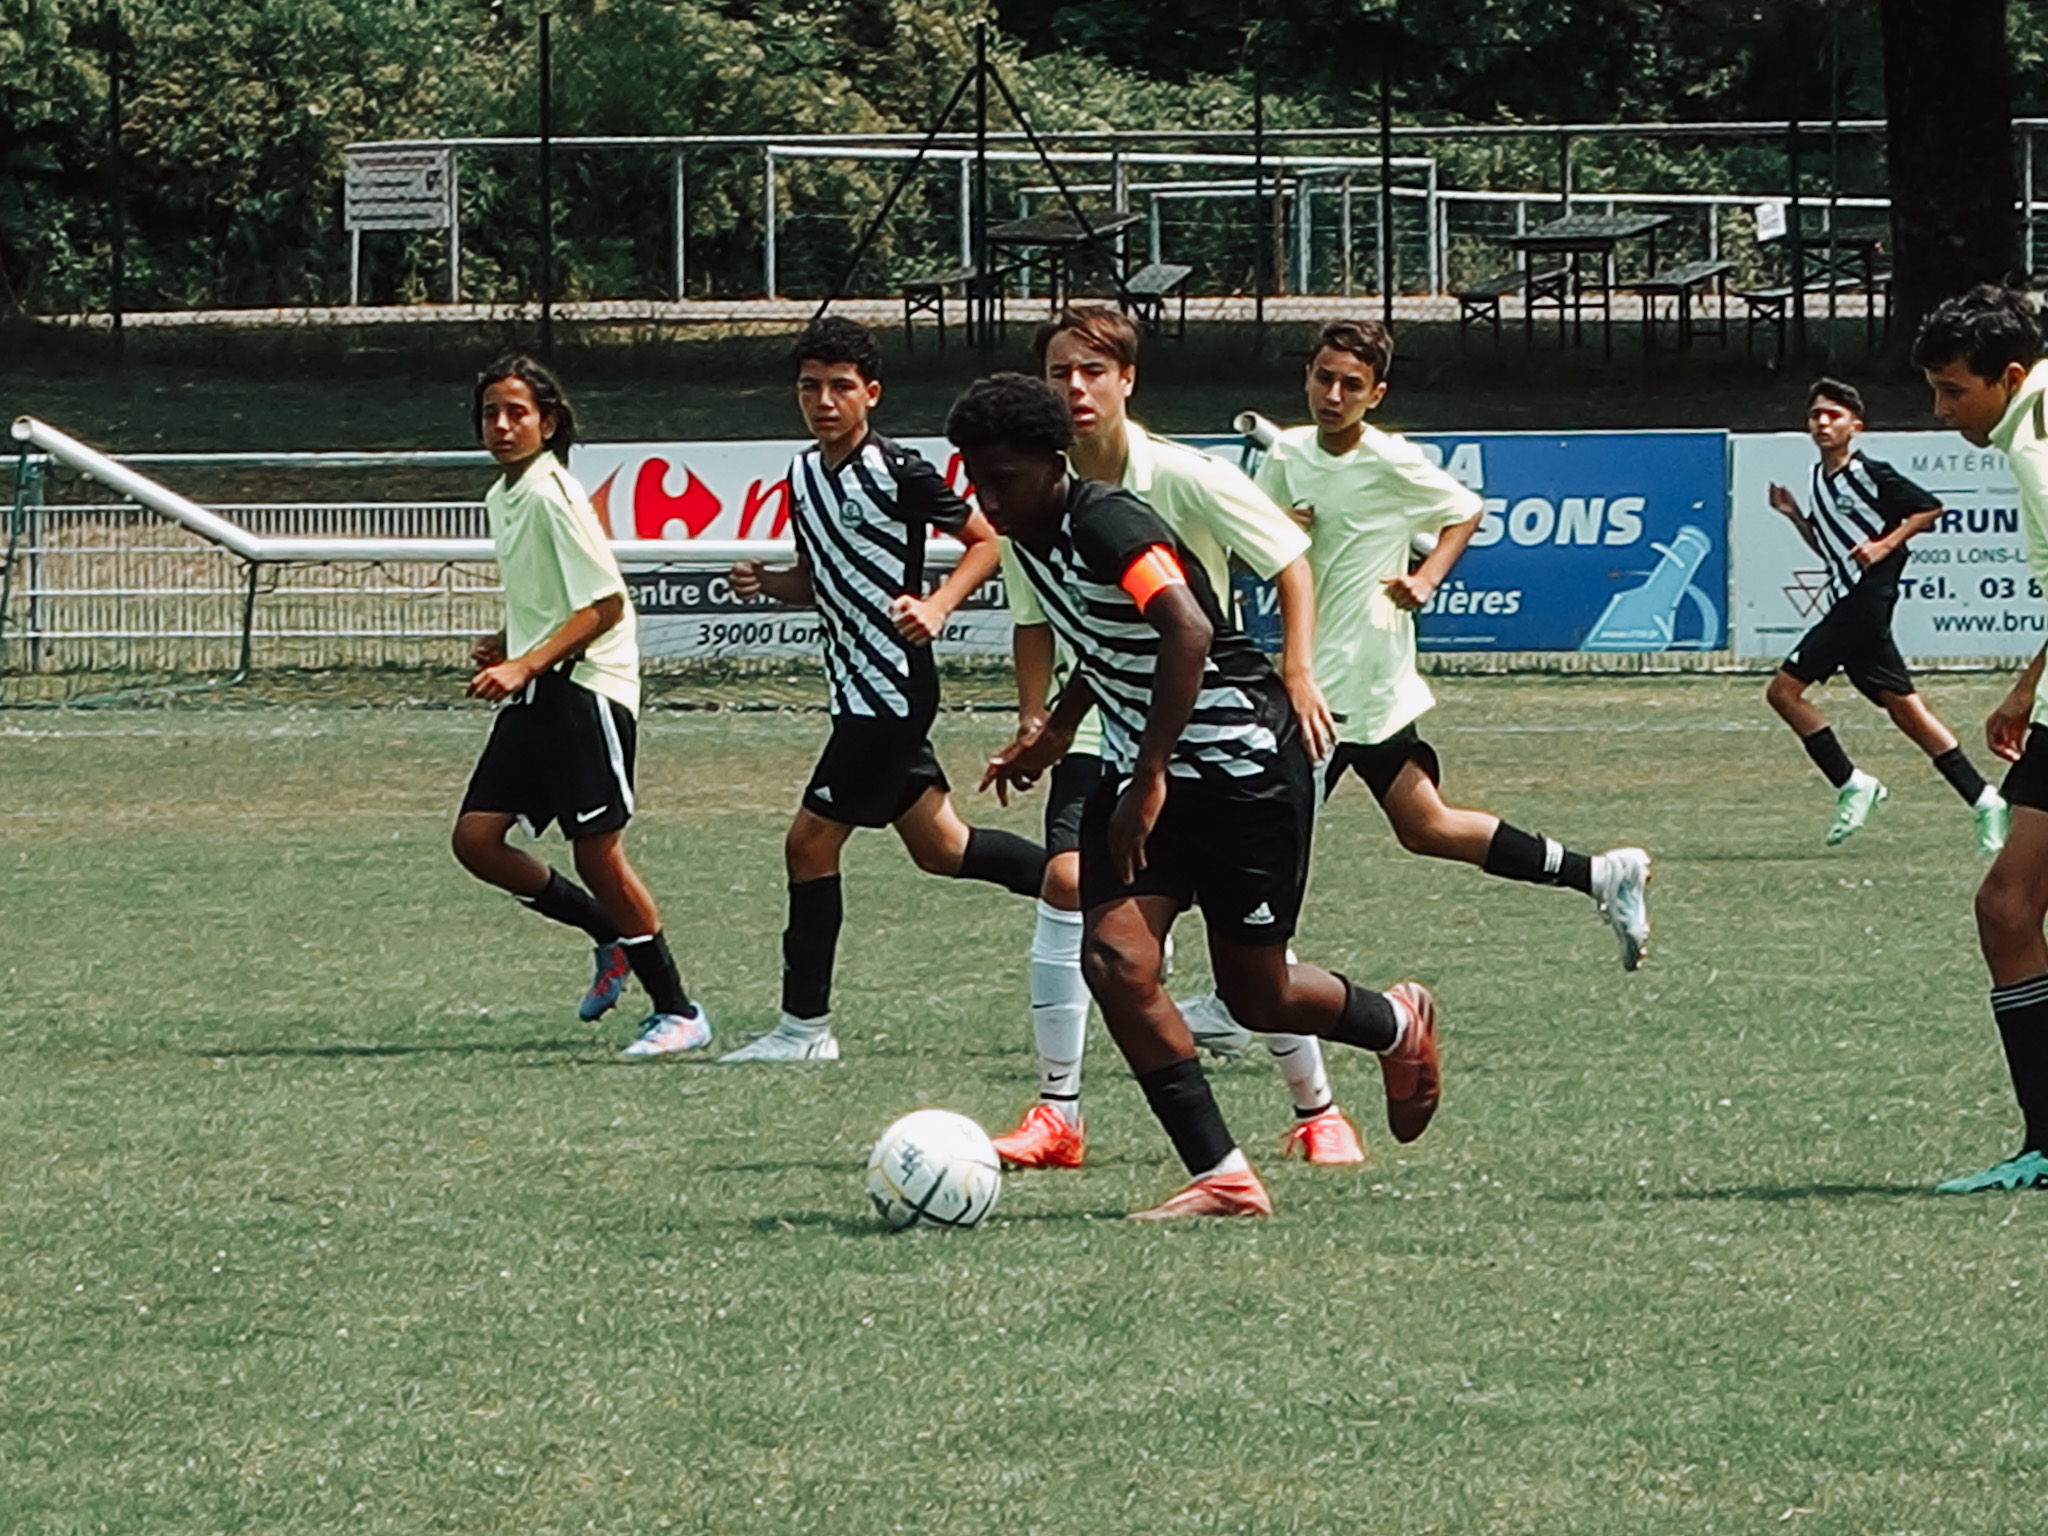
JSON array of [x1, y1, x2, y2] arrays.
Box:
[[344, 149, 453, 232], [1730, 432, 2038, 661]]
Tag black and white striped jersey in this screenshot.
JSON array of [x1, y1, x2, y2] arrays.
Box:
[[788, 432, 973, 719], [1805, 451, 1941, 604], [1006, 479, 1294, 782]]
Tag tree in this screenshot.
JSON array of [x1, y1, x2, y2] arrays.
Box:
[[1879, 0, 2018, 346]]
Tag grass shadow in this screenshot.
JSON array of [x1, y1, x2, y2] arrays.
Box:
[[196, 1039, 602, 1060], [1538, 1181, 1934, 1204]]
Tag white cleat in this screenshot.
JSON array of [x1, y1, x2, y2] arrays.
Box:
[[617, 1005, 714, 1060], [1178, 991, 1254, 1059], [1591, 847, 1651, 972], [719, 1015, 841, 1063]]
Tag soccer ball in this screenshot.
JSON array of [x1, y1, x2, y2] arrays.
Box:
[[865, 1109, 1002, 1230]]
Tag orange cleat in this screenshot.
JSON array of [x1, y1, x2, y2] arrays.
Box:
[[1378, 982, 1441, 1144], [990, 1103, 1087, 1169], [1126, 1168, 1273, 1220], [1283, 1107, 1367, 1165]]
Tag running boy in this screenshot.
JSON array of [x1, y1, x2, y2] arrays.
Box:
[[453, 355, 707, 1059], [990, 305, 1370, 1174], [957, 372, 1441, 1220], [725, 317, 1046, 1063], [1912, 286, 2048, 1192], [1764, 377, 2007, 851]]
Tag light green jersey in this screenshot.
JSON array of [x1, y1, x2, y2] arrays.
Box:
[[1989, 359, 2048, 724], [487, 451, 639, 715], [1256, 423, 1481, 747]]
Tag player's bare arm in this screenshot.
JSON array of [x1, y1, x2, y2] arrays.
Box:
[[891, 509, 1002, 644], [982, 672, 1093, 806], [1990, 646, 2047, 762], [1853, 503, 1945, 569], [472, 629, 507, 668], [1113, 581, 1211, 884], [1384, 510, 1482, 612], [730, 554, 815, 607], [1273, 558, 1335, 758], [1010, 621, 1056, 737], [468, 592, 623, 701], [1768, 482, 1829, 560]]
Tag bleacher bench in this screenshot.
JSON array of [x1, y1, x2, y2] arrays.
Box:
[[1455, 266, 1566, 344], [902, 265, 1011, 351], [1118, 262, 1194, 338], [1735, 274, 1863, 365], [1632, 258, 1733, 354]]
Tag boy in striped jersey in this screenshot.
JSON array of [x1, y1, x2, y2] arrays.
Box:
[[955, 373, 1440, 1220], [1914, 286, 2048, 1192], [725, 317, 1046, 1063], [1765, 377, 2007, 852]]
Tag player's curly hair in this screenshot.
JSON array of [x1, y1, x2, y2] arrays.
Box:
[[473, 354, 576, 454], [792, 314, 884, 383], [1807, 377, 1865, 420], [1314, 318, 1394, 379], [1911, 285, 2043, 380], [945, 373, 1076, 456]]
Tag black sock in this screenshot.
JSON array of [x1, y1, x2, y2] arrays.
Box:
[[956, 827, 1048, 897], [1801, 726, 1855, 790], [1324, 975, 1399, 1053], [1134, 1056, 1237, 1176], [781, 875, 843, 1021], [621, 931, 691, 1017], [1481, 824, 1593, 894], [1990, 976, 2048, 1154], [1933, 746, 1991, 806], [517, 870, 621, 944]]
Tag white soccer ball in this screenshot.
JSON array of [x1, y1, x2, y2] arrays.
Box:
[[865, 1109, 1002, 1230]]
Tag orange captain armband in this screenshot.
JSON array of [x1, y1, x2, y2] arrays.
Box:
[[1120, 545, 1188, 612]]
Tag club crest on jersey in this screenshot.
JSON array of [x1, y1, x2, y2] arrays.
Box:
[[839, 497, 865, 529]]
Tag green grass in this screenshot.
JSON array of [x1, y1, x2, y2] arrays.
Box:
[[4, 673, 2046, 1534]]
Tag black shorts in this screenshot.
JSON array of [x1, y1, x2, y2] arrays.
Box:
[[2003, 724, 2048, 813], [1782, 586, 1914, 704], [1044, 752, 1106, 857], [1079, 749, 1316, 947], [1324, 724, 1442, 804], [460, 670, 637, 839], [802, 709, 949, 828]]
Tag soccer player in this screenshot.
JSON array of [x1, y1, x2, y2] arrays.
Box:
[[1202, 320, 1650, 979], [989, 305, 1371, 1174], [1912, 286, 2048, 1192], [724, 317, 1046, 1063], [955, 372, 1442, 1220], [1764, 378, 2007, 852], [452, 355, 707, 1059]]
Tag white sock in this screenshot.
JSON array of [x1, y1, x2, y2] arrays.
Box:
[[1265, 1033, 1332, 1115], [1847, 768, 1879, 792], [1029, 902, 1088, 1128], [1196, 1147, 1251, 1180], [778, 1011, 831, 1037], [1979, 786, 2006, 809]]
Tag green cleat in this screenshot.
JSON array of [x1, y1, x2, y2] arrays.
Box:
[[1935, 1149, 2048, 1193], [1825, 772, 1887, 846], [1976, 792, 2011, 856]]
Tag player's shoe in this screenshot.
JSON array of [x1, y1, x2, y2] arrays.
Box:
[[990, 1103, 1087, 1169], [1126, 1168, 1273, 1220], [1826, 772, 1887, 845], [579, 941, 632, 1021], [1590, 847, 1652, 971], [617, 1005, 713, 1060], [1283, 1107, 1367, 1165], [1976, 792, 2011, 856], [719, 1016, 841, 1063], [1377, 982, 1441, 1144], [1178, 991, 1254, 1059], [1935, 1149, 2048, 1193]]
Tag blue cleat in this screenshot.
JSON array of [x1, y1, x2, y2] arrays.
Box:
[[580, 941, 631, 1022], [1936, 1149, 2048, 1193]]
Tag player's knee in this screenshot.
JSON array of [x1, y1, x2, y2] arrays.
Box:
[[1764, 674, 1800, 713], [1975, 873, 2040, 952], [450, 817, 499, 875], [1041, 857, 1082, 909]]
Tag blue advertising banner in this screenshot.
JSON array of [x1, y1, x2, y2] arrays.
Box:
[[1405, 431, 1728, 652]]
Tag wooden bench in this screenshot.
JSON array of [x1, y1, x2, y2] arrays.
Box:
[[1632, 258, 1733, 355], [1455, 266, 1566, 345], [901, 265, 1011, 351], [1118, 262, 1194, 338], [1735, 274, 1864, 365]]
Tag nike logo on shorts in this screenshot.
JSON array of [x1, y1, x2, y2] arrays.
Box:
[[576, 805, 609, 824]]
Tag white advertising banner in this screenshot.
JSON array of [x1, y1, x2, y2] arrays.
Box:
[[569, 438, 1013, 660], [1730, 431, 2039, 662]]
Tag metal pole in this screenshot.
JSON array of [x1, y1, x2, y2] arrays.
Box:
[[958, 154, 972, 269], [1341, 175, 1354, 297], [1827, 6, 1841, 362], [1112, 149, 1128, 272], [1559, 130, 1572, 215], [973, 22, 989, 345], [672, 148, 686, 299], [1379, 38, 1394, 326], [2028, 128, 2037, 278], [1253, 62, 1266, 343], [1427, 160, 1441, 294], [539, 8, 554, 357], [448, 149, 462, 303], [764, 147, 778, 298], [1297, 177, 1312, 297], [350, 229, 361, 306], [105, 6, 124, 358], [1150, 195, 1162, 266], [1788, 115, 1805, 365]]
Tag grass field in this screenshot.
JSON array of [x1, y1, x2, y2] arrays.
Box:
[[4, 673, 2046, 1534]]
